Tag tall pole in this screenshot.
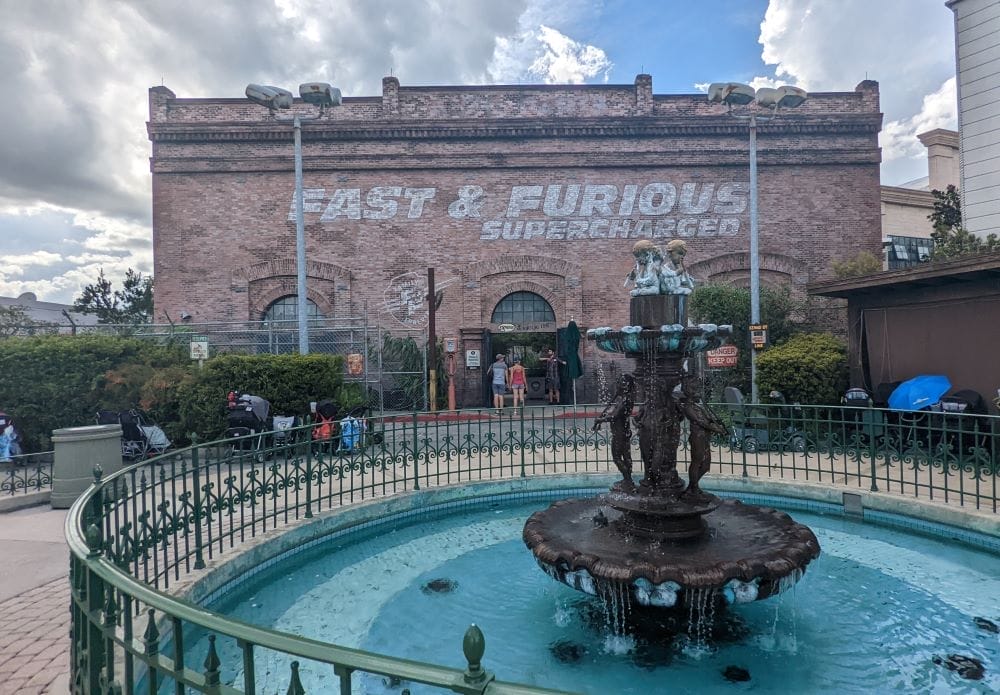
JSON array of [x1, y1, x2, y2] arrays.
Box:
[[293, 115, 309, 355], [427, 268, 438, 412], [748, 113, 760, 403]]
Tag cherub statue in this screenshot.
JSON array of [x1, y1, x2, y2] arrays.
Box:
[[679, 375, 727, 498], [624, 240, 664, 296], [666, 239, 695, 295], [592, 373, 636, 487]]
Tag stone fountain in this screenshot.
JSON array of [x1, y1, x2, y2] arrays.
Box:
[[523, 240, 820, 609]]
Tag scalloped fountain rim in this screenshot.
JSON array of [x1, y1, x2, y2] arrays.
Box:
[[586, 323, 733, 355]]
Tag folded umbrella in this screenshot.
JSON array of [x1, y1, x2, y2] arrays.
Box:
[[887, 375, 951, 411]]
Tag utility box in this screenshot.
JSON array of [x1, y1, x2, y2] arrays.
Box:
[[50, 424, 123, 509]]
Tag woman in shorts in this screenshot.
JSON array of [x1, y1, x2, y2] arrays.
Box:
[[509, 357, 527, 410]]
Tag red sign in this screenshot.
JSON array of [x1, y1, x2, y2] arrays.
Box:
[[706, 345, 739, 368]]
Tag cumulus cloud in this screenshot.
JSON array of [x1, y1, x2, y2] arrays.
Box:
[[881, 77, 958, 163], [0, 0, 534, 303], [489, 1, 611, 83], [757, 0, 957, 184]]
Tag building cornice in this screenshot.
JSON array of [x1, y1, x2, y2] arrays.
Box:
[[148, 115, 882, 144], [880, 185, 933, 207]]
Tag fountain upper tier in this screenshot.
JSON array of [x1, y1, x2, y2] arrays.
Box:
[[587, 294, 731, 356]]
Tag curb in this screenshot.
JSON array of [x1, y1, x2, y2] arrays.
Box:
[[0, 490, 51, 513]]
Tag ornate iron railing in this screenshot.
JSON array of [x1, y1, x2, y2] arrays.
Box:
[[67, 404, 1000, 694], [1, 451, 53, 496]]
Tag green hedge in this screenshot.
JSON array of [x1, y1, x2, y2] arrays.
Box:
[[175, 353, 359, 443], [756, 333, 848, 405], [0, 335, 189, 451], [0, 337, 361, 451]]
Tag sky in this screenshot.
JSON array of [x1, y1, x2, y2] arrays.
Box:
[[0, 0, 959, 305]]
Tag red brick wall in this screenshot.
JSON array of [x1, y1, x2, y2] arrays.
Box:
[[149, 76, 882, 406]]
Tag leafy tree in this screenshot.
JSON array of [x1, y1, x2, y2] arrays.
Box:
[[830, 251, 882, 279], [73, 268, 154, 324], [688, 283, 802, 397], [928, 185, 1000, 260]]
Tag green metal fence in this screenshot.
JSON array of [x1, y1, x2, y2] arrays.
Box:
[[67, 404, 1000, 694], [1, 451, 53, 497]]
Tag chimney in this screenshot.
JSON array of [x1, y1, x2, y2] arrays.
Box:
[[382, 76, 400, 118], [917, 129, 960, 192]]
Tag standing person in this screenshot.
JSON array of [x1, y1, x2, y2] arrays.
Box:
[[509, 357, 527, 411], [542, 348, 566, 404], [490, 353, 509, 414]]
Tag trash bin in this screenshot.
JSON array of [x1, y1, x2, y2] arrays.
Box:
[[50, 424, 123, 509]]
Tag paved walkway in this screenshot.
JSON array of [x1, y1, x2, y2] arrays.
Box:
[[0, 507, 69, 694]]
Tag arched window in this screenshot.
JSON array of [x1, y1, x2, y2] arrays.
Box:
[[491, 291, 555, 324], [262, 296, 323, 323]]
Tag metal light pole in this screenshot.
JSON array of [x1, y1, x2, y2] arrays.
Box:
[[707, 83, 807, 402], [246, 82, 341, 354], [748, 111, 761, 403]]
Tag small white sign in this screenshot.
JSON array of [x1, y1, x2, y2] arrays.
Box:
[[497, 323, 516, 333], [465, 349, 481, 368], [190, 336, 209, 360]]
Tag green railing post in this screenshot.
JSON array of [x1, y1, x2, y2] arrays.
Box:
[[305, 429, 314, 519], [334, 664, 354, 694], [85, 525, 106, 695], [867, 411, 879, 492], [458, 623, 494, 693], [412, 411, 420, 491], [204, 634, 221, 689], [287, 661, 306, 695], [144, 608, 160, 695], [519, 407, 526, 478], [190, 435, 206, 570]]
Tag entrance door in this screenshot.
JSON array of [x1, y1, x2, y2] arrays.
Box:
[[487, 291, 559, 405], [490, 332, 557, 402]]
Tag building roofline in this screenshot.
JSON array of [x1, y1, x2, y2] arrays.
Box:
[[809, 251, 1000, 297]]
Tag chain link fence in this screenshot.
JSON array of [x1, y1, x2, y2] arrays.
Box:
[[28, 314, 430, 415]]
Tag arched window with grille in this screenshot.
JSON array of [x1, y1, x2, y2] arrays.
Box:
[[490, 291, 555, 325], [262, 296, 323, 323], [260, 296, 325, 354]]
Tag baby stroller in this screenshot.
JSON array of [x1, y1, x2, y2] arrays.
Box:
[[936, 389, 990, 456], [96, 409, 171, 461], [722, 386, 806, 453], [269, 414, 300, 449], [225, 394, 270, 456], [840, 387, 885, 446], [0, 411, 22, 462], [312, 400, 341, 452]]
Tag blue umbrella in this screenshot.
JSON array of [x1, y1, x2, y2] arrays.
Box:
[[888, 375, 951, 411]]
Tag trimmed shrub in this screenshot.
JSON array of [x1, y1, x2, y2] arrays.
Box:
[[756, 333, 848, 405], [0, 335, 188, 451], [175, 353, 355, 443]]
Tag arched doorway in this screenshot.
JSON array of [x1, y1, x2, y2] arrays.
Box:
[[261, 295, 324, 353], [487, 292, 557, 403]]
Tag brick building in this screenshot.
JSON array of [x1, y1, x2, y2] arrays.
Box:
[[148, 75, 883, 406]]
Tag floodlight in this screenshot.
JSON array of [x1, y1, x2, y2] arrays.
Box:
[[299, 82, 342, 107], [776, 85, 807, 108], [245, 84, 293, 110], [722, 82, 756, 106], [706, 83, 729, 103], [754, 88, 782, 108]]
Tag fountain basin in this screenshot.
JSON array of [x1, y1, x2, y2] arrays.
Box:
[[524, 497, 820, 606]]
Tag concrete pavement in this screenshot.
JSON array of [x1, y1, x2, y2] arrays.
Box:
[[0, 506, 70, 694]]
